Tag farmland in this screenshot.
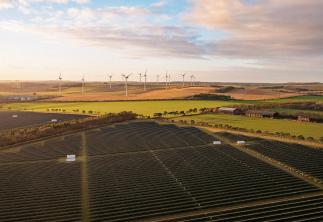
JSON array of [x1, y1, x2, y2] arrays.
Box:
[[1, 95, 322, 116], [1, 81, 322, 102], [0, 100, 246, 116], [174, 114, 323, 140], [0, 81, 216, 101], [0, 111, 87, 131], [0, 121, 322, 221], [272, 108, 323, 118], [265, 95, 323, 103]]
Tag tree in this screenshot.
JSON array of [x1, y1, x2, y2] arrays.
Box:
[[297, 135, 305, 140], [153, 113, 163, 118], [306, 137, 315, 142]]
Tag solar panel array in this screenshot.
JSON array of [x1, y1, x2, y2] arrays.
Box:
[[0, 122, 322, 221], [165, 195, 323, 222], [0, 111, 86, 131], [246, 139, 323, 181]]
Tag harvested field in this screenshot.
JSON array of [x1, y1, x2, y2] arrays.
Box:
[[49, 86, 215, 101], [0, 121, 321, 221], [0, 81, 215, 102], [218, 88, 300, 100], [0, 111, 87, 131]]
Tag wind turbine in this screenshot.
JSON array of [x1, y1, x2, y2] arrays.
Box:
[[108, 74, 112, 89], [122, 73, 132, 96], [156, 74, 160, 85], [15, 80, 19, 89], [165, 71, 168, 90], [58, 73, 62, 93], [168, 74, 171, 88], [181, 73, 186, 88], [190, 75, 195, 86], [143, 70, 147, 91], [81, 75, 85, 94], [138, 73, 142, 84]]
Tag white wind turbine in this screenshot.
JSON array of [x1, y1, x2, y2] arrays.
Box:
[[165, 71, 168, 90], [190, 75, 196, 86], [122, 73, 132, 96], [143, 70, 147, 91], [181, 73, 186, 88], [168, 74, 171, 88], [58, 73, 63, 93], [81, 75, 85, 94], [138, 73, 142, 84], [156, 74, 160, 85], [108, 74, 113, 89]]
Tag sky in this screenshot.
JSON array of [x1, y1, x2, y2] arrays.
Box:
[[0, 0, 322, 82]]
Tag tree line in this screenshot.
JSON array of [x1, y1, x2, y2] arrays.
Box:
[[172, 119, 323, 144]]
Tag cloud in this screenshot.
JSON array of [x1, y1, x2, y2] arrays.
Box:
[[3, 0, 323, 65], [0, 0, 90, 9], [151, 0, 167, 8], [55, 25, 205, 58], [30, 0, 90, 3], [187, 0, 323, 59], [0, 0, 13, 9], [0, 3, 206, 58]]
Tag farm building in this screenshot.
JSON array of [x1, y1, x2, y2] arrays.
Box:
[[298, 116, 311, 122], [218, 107, 243, 115], [245, 110, 279, 119]]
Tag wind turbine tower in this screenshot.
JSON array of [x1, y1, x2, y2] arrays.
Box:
[[190, 75, 195, 86], [156, 74, 160, 85], [143, 70, 147, 91], [181, 73, 186, 88], [122, 74, 132, 96], [138, 73, 142, 84], [81, 75, 85, 94], [58, 73, 62, 93], [108, 74, 112, 89], [165, 72, 168, 90]]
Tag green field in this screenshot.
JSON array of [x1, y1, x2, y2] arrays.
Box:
[[272, 108, 323, 118], [0, 100, 245, 116], [265, 95, 323, 103], [175, 114, 323, 140]]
